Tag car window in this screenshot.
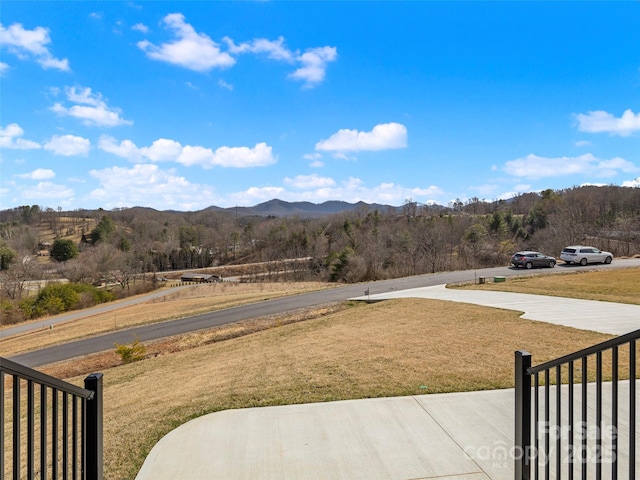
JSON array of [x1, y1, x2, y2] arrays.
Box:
[[563, 248, 576, 253]]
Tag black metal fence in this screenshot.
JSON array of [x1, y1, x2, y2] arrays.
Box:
[[1, 357, 103, 480], [515, 329, 638, 480]]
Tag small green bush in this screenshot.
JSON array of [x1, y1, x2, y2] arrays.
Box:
[[115, 337, 147, 364]]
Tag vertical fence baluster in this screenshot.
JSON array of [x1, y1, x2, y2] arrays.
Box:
[[81, 398, 86, 479], [535, 373, 539, 480], [63, 392, 69, 480], [41, 384, 48, 479], [556, 365, 561, 480], [52, 388, 58, 480], [13, 375, 20, 480], [544, 369, 550, 480], [27, 379, 35, 480], [568, 361, 574, 480], [596, 351, 602, 480], [0, 371, 4, 478], [611, 346, 618, 480], [581, 356, 587, 480], [72, 396, 78, 480], [629, 340, 636, 480]]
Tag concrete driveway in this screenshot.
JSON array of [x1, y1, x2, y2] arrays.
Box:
[[135, 287, 639, 479], [351, 284, 640, 335]]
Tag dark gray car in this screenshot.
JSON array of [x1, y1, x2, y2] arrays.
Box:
[[511, 251, 556, 269]]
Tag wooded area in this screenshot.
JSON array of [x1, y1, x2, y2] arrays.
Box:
[[1, 185, 640, 324]]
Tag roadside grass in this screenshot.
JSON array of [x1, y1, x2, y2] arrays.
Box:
[[0, 281, 335, 357], [5, 269, 639, 479], [453, 266, 640, 304]]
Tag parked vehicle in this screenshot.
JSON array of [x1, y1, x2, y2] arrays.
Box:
[[560, 246, 613, 266], [511, 251, 556, 269]]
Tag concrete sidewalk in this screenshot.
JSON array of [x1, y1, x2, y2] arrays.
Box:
[[135, 288, 639, 479]]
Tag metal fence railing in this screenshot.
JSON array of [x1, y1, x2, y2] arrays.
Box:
[[515, 329, 638, 480], [1, 357, 103, 480]]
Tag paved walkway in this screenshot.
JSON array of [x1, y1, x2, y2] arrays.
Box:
[[135, 288, 639, 479]]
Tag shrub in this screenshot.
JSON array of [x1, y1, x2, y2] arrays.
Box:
[[115, 337, 146, 364], [19, 282, 116, 319]]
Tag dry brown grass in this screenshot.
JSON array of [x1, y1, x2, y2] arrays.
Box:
[[4, 271, 639, 479], [0, 281, 335, 357], [454, 267, 640, 304]]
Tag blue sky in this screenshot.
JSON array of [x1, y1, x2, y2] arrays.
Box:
[[1, 1, 639, 211]]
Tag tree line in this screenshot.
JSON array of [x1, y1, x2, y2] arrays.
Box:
[[1, 185, 639, 324]]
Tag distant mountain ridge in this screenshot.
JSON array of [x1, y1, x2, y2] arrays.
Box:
[[0, 199, 415, 220], [209, 199, 405, 218]]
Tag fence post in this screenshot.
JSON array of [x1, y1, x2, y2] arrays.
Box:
[[515, 350, 532, 480], [84, 373, 104, 480]]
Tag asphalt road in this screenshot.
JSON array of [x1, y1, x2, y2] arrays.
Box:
[[6, 259, 639, 367]]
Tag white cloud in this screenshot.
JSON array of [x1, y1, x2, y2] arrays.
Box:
[[137, 13, 235, 72], [0, 22, 70, 71], [575, 109, 640, 136], [218, 79, 233, 90], [50, 86, 132, 127], [315, 123, 408, 152], [17, 168, 55, 180], [44, 135, 91, 156], [503, 153, 638, 179], [284, 174, 336, 189], [21, 182, 74, 201], [0, 124, 41, 149], [0, 61, 8, 75], [88, 163, 220, 210], [98, 135, 141, 161], [132, 23, 149, 34], [575, 140, 591, 147], [141, 138, 183, 162], [99, 135, 276, 168], [182, 143, 276, 168], [224, 36, 294, 62], [224, 36, 336, 87], [137, 16, 335, 86], [289, 46, 337, 87], [622, 177, 640, 188]]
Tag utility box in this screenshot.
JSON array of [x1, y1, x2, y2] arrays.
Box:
[[493, 276, 506, 283]]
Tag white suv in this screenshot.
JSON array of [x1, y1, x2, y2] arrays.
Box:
[[560, 246, 613, 266]]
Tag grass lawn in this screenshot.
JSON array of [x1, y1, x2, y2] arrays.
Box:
[[7, 269, 640, 479]]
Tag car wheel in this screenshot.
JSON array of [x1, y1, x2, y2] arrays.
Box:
[[525, 262, 533, 269], [580, 258, 587, 266], [604, 256, 612, 264], [549, 261, 555, 268]]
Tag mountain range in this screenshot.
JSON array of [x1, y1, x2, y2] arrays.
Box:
[[202, 199, 408, 218]]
